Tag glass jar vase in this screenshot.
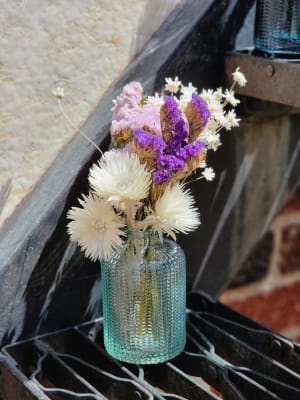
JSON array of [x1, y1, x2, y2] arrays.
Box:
[[101, 230, 186, 364], [254, 0, 300, 55]]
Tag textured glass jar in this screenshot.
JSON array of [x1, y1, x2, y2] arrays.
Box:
[[101, 230, 186, 364], [254, 0, 300, 55]]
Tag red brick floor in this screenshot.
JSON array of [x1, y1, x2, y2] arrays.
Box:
[[224, 281, 300, 342]]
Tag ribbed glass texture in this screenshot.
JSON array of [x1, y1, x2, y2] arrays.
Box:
[[254, 0, 300, 54], [101, 230, 186, 364]]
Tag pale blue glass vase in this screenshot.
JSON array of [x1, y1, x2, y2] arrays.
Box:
[[101, 230, 186, 364], [255, 0, 300, 55]]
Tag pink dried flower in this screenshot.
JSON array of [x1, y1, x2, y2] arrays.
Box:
[[111, 81, 143, 115], [111, 103, 162, 142]]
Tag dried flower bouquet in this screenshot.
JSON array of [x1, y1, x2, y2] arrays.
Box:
[[67, 68, 247, 261]]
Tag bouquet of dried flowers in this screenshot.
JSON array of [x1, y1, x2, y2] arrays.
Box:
[[67, 68, 246, 261]]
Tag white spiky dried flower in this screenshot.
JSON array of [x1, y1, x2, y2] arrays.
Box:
[[67, 193, 125, 261], [142, 183, 200, 240], [89, 150, 151, 206]]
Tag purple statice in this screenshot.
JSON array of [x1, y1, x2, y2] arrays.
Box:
[[134, 129, 166, 154], [135, 99, 205, 185], [182, 140, 205, 158], [153, 98, 206, 184], [172, 141, 205, 163], [157, 154, 185, 171], [160, 95, 188, 146], [154, 153, 186, 184], [190, 93, 211, 126], [162, 96, 181, 124], [154, 169, 172, 184], [186, 93, 211, 141]]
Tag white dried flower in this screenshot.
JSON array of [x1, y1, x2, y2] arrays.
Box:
[[198, 159, 207, 169], [200, 89, 214, 103], [207, 98, 223, 113], [223, 89, 240, 107], [179, 83, 198, 111], [67, 193, 125, 261], [232, 67, 247, 87], [89, 150, 151, 206], [51, 87, 64, 99], [180, 82, 197, 98], [213, 88, 223, 101], [202, 167, 215, 181], [143, 183, 200, 241], [205, 132, 221, 151], [224, 110, 240, 129], [164, 77, 181, 94], [205, 119, 220, 133], [145, 93, 164, 106], [198, 129, 210, 142], [179, 99, 189, 112], [213, 111, 227, 126]]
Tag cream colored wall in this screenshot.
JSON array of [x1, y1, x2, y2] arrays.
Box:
[[0, 0, 179, 227]]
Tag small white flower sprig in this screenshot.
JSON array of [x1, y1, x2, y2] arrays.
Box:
[[67, 68, 246, 261]]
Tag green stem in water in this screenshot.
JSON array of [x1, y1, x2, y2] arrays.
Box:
[[135, 240, 160, 341]]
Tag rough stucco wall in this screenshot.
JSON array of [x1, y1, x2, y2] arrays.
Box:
[[0, 0, 179, 227]]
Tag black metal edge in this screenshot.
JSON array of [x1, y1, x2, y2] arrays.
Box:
[[0, 354, 50, 400], [2, 292, 300, 399]]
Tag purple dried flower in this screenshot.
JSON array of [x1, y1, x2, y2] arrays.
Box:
[[160, 95, 188, 145], [183, 140, 205, 157], [186, 93, 211, 142], [163, 96, 182, 124], [173, 141, 204, 161], [191, 93, 211, 124], [154, 169, 172, 184], [134, 129, 166, 153], [157, 154, 185, 171], [174, 147, 188, 160], [153, 152, 187, 184]]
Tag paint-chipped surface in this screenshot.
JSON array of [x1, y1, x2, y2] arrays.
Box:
[[0, 0, 179, 226]]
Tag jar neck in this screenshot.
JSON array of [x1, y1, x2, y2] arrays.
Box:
[[126, 229, 160, 245]]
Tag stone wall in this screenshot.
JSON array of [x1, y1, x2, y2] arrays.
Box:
[[0, 0, 179, 227]]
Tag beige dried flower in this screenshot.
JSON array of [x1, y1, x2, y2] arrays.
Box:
[[232, 67, 247, 87]]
